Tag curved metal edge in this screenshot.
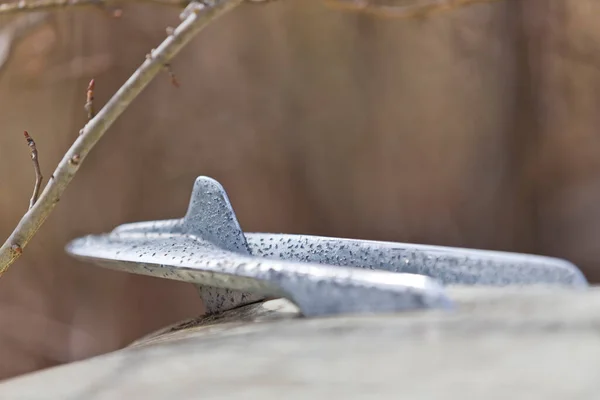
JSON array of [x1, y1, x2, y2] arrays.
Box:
[[244, 233, 588, 288], [106, 176, 587, 288], [66, 234, 453, 317], [104, 220, 588, 288]]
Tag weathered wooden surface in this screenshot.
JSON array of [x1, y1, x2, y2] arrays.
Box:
[[1, 287, 599, 399]]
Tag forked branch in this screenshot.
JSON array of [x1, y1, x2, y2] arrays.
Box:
[[0, 0, 187, 16], [0, 0, 244, 276]]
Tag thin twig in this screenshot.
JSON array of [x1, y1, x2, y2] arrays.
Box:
[[0, 0, 188, 16], [0, 13, 50, 74], [23, 131, 43, 210], [85, 78, 95, 120], [0, 0, 245, 276], [324, 0, 506, 19]]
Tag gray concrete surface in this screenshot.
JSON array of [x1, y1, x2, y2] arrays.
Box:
[[1, 287, 599, 399]]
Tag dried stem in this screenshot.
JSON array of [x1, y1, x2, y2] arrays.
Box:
[[0, 0, 188, 16], [23, 131, 43, 210], [325, 0, 506, 19], [85, 78, 95, 120], [0, 0, 244, 276]]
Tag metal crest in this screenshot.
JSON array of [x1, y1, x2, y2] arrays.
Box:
[[66, 176, 587, 317]]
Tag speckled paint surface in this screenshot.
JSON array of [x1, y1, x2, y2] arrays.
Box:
[[66, 176, 587, 317]]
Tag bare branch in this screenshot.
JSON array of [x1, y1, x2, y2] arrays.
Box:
[[0, 0, 188, 16], [324, 0, 506, 19], [0, 0, 244, 275], [23, 131, 43, 210]]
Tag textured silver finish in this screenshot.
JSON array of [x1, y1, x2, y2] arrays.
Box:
[[245, 234, 587, 287], [181, 177, 263, 314], [66, 177, 452, 317], [66, 176, 587, 317]]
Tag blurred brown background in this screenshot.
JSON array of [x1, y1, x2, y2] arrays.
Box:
[[1, 0, 600, 380]]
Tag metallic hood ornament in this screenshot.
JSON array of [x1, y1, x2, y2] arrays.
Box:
[[66, 176, 587, 317]]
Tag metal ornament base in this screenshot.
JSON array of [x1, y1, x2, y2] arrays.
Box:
[[66, 176, 588, 317]]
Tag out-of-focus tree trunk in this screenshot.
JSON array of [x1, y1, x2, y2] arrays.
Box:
[[0, 0, 600, 380], [521, 0, 600, 283]]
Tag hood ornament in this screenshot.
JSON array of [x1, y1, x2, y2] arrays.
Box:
[[66, 176, 587, 317]]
